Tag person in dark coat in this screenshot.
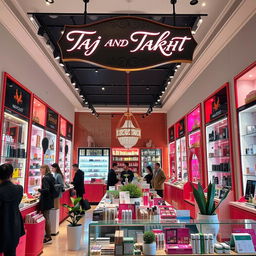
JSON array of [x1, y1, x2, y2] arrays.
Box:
[[0, 163, 25, 256], [38, 165, 55, 244], [144, 166, 153, 188], [72, 164, 85, 210], [107, 163, 119, 189], [120, 162, 134, 184]]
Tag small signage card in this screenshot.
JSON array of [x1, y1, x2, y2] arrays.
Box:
[[176, 210, 190, 219], [109, 186, 116, 191], [119, 191, 130, 204], [231, 233, 255, 253], [5, 77, 31, 118]]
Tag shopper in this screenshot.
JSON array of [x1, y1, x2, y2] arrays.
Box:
[[72, 164, 85, 211], [121, 163, 134, 184], [38, 165, 55, 244], [0, 164, 25, 256], [152, 163, 166, 198], [144, 166, 153, 188], [107, 163, 119, 189], [51, 163, 65, 209]]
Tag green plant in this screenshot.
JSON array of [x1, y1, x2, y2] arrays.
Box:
[[143, 231, 156, 244], [107, 190, 119, 199], [63, 197, 83, 226], [120, 183, 143, 198], [191, 182, 230, 215]]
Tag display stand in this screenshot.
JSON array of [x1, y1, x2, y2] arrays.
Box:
[[25, 220, 45, 256]]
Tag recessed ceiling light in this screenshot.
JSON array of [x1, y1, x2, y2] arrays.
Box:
[[162, 91, 165, 94], [174, 69, 178, 72], [157, 99, 161, 102], [176, 64, 181, 68], [80, 95, 84, 98], [85, 101, 88, 104], [61, 30, 64, 35], [75, 88, 79, 91], [169, 76, 174, 79], [202, 2, 206, 7], [65, 72, 70, 77], [59, 62, 64, 67], [102, 87, 105, 91], [191, 30, 196, 35], [29, 16, 34, 21], [146, 87, 150, 90], [46, 0, 54, 5], [95, 69, 98, 73], [249, 74, 253, 78], [72, 82, 76, 86]]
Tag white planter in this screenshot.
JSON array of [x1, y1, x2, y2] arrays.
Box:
[[67, 224, 83, 250], [143, 242, 157, 255], [197, 214, 219, 242], [130, 197, 142, 204]]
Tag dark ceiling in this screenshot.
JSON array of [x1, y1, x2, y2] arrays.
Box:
[[31, 13, 206, 110]]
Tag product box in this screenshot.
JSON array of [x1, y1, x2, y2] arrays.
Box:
[[118, 204, 136, 219], [164, 228, 190, 244], [165, 244, 192, 254], [123, 237, 134, 255]]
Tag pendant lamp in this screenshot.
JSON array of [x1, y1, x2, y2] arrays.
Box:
[[116, 72, 141, 149]]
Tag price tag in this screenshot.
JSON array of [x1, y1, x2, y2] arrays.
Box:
[[109, 186, 116, 191], [231, 233, 255, 253]]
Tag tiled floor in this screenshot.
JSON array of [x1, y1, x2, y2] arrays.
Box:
[[43, 207, 95, 256]]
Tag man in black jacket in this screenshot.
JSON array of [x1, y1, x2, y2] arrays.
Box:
[[0, 164, 25, 256], [107, 163, 119, 189], [72, 164, 85, 210], [121, 162, 134, 184]]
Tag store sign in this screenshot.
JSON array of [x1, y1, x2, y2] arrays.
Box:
[[210, 87, 228, 121], [67, 122, 73, 140], [169, 126, 175, 142], [176, 118, 185, 138], [46, 108, 58, 131], [5, 78, 31, 118], [58, 16, 197, 71]]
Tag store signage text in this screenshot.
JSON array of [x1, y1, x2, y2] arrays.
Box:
[[58, 17, 197, 71]]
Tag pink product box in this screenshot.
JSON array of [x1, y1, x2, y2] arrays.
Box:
[[165, 244, 192, 254], [159, 206, 176, 219], [118, 204, 136, 219], [164, 228, 190, 245], [153, 198, 164, 205]]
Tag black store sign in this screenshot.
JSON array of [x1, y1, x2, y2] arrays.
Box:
[[177, 118, 185, 138], [5, 78, 31, 118], [210, 87, 228, 121], [46, 108, 58, 131], [67, 122, 73, 140], [169, 126, 175, 143], [58, 16, 197, 71]]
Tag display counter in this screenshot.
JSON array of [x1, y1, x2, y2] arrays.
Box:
[[164, 182, 185, 210], [230, 201, 256, 220], [84, 182, 107, 203]]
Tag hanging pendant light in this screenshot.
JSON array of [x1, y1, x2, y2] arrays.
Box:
[[116, 72, 141, 149]]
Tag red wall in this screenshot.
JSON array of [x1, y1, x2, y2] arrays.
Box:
[[74, 112, 169, 176]]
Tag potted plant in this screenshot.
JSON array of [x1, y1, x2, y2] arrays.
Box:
[[192, 182, 230, 241], [63, 197, 83, 250], [120, 183, 143, 204], [107, 190, 120, 204], [143, 231, 156, 255]]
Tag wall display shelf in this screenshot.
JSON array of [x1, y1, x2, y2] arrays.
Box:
[[59, 136, 65, 173], [0, 73, 31, 189], [112, 148, 140, 173], [235, 62, 256, 197], [169, 142, 176, 178], [88, 219, 256, 256], [78, 148, 110, 181], [204, 84, 234, 199], [43, 130, 56, 166], [187, 105, 203, 184], [140, 148, 162, 175], [28, 124, 44, 194], [64, 138, 72, 183], [175, 118, 188, 182]]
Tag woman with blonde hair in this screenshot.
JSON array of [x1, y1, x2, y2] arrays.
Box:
[[38, 165, 55, 244]]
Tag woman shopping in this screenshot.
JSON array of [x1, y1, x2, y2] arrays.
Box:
[[51, 163, 65, 209], [38, 165, 55, 244]]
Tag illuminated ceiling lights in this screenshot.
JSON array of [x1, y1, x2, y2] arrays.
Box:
[[45, 0, 54, 5]]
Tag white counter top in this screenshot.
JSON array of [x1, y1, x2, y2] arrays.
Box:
[[19, 201, 38, 212], [165, 182, 184, 190]]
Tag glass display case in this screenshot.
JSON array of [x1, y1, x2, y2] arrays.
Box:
[[187, 105, 202, 183], [169, 142, 176, 178], [204, 84, 233, 198], [1, 112, 28, 187], [175, 118, 188, 182], [88, 219, 256, 256], [64, 139, 72, 183], [59, 136, 65, 173], [43, 130, 56, 166], [235, 62, 256, 196], [112, 148, 140, 173], [140, 148, 162, 175], [78, 148, 110, 181], [28, 124, 44, 194]]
